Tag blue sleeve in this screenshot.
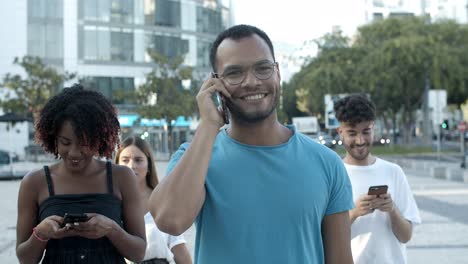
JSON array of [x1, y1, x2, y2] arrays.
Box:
[[325, 155, 354, 215], [165, 142, 190, 175]]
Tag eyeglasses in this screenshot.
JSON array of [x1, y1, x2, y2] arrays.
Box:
[[212, 61, 278, 85]]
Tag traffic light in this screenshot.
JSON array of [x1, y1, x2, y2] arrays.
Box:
[[441, 120, 449, 130]]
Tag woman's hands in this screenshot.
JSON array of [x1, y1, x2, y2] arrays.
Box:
[[66, 213, 118, 239], [35, 213, 119, 240], [34, 215, 74, 240]]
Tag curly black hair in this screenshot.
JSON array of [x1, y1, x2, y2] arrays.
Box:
[[334, 93, 376, 126], [35, 84, 120, 159]]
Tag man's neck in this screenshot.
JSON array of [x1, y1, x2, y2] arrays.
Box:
[[344, 153, 376, 166], [227, 115, 291, 146]]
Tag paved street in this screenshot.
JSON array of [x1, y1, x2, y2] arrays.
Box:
[[1, 160, 467, 263]]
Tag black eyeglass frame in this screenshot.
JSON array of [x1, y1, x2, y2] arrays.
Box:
[[212, 61, 278, 85]]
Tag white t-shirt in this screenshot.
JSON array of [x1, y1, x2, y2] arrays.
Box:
[[128, 212, 186, 264], [344, 158, 421, 264]]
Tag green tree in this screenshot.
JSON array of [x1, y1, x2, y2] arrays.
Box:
[[286, 16, 468, 144], [285, 44, 365, 123], [356, 17, 468, 143], [429, 20, 468, 106], [313, 29, 350, 53], [0, 56, 75, 122], [132, 50, 196, 153]]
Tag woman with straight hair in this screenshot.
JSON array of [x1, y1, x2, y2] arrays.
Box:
[[116, 136, 192, 264]]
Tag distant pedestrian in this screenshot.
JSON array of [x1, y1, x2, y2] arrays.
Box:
[[116, 136, 192, 264], [334, 93, 421, 264], [16, 84, 146, 263], [149, 24, 354, 264]]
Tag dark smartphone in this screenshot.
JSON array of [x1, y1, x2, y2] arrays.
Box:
[[61, 213, 88, 227], [211, 72, 230, 124], [211, 72, 229, 124], [368, 185, 388, 197], [216, 92, 230, 125]]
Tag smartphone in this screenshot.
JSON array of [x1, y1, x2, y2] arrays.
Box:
[[211, 73, 230, 125], [216, 92, 230, 125], [368, 185, 388, 197], [61, 213, 88, 227]]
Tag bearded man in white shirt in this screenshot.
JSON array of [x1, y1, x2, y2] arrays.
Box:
[[334, 93, 421, 264]]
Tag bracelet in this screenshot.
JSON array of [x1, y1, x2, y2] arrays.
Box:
[[32, 227, 49, 242]]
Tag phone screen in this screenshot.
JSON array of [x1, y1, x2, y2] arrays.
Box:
[[62, 213, 88, 227], [368, 185, 388, 196]]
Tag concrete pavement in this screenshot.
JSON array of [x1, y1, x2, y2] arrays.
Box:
[[407, 174, 468, 263]]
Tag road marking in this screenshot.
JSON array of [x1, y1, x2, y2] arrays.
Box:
[[413, 189, 468, 196], [408, 244, 468, 249]]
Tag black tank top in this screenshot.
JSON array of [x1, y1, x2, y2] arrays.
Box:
[[38, 161, 125, 263]]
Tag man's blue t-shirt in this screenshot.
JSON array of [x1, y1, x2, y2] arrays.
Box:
[[167, 127, 353, 264]]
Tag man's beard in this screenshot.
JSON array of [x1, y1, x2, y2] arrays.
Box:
[[226, 92, 278, 124], [346, 143, 371, 161]]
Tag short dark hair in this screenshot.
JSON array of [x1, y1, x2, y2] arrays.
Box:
[[115, 136, 159, 189], [209, 24, 276, 72], [35, 84, 120, 159], [334, 93, 376, 126]]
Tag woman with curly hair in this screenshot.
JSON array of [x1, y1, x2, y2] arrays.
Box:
[[16, 84, 146, 263], [115, 136, 192, 264]]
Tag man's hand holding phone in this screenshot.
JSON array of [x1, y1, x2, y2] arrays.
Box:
[[350, 185, 393, 222], [370, 193, 395, 213], [196, 76, 231, 129], [367, 185, 394, 213], [351, 194, 378, 221]]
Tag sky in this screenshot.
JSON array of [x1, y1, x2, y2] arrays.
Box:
[[232, 0, 365, 46], [231, 0, 366, 80]]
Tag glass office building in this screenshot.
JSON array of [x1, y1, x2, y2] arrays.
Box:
[[0, 0, 232, 158], [25, 0, 231, 104]]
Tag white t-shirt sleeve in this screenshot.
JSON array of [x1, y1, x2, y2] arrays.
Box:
[[394, 165, 422, 225], [168, 233, 187, 249]]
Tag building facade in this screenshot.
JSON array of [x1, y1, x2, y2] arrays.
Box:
[[0, 0, 232, 158], [364, 0, 468, 23]]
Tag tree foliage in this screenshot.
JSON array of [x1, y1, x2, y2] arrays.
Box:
[[134, 50, 196, 123], [285, 16, 468, 144], [130, 50, 196, 153], [0, 56, 75, 121]]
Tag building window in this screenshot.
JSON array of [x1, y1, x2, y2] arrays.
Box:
[[81, 0, 133, 23], [82, 77, 135, 104], [143, 0, 181, 27], [197, 40, 211, 67], [27, 0, 63, 63], [372, 0, 384, 8], [111, 30, 134, 61], [28, 0, 63, 19], [373, 12, 384, 21], [196, 6, 223, 34], [110, 0, 134, 24], [81, 27, 133, 62], [145, 34, 188, 60]]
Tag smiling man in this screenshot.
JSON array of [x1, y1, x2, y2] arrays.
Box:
[[150, 25, 354, 264], [334, 93, 421, 264]]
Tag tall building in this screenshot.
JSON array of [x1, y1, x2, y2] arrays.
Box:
[[364, 0, 468, 23], [0, 0, 232, 158]]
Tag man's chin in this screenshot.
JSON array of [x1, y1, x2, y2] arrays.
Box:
[[351, 153, 369, 161]]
